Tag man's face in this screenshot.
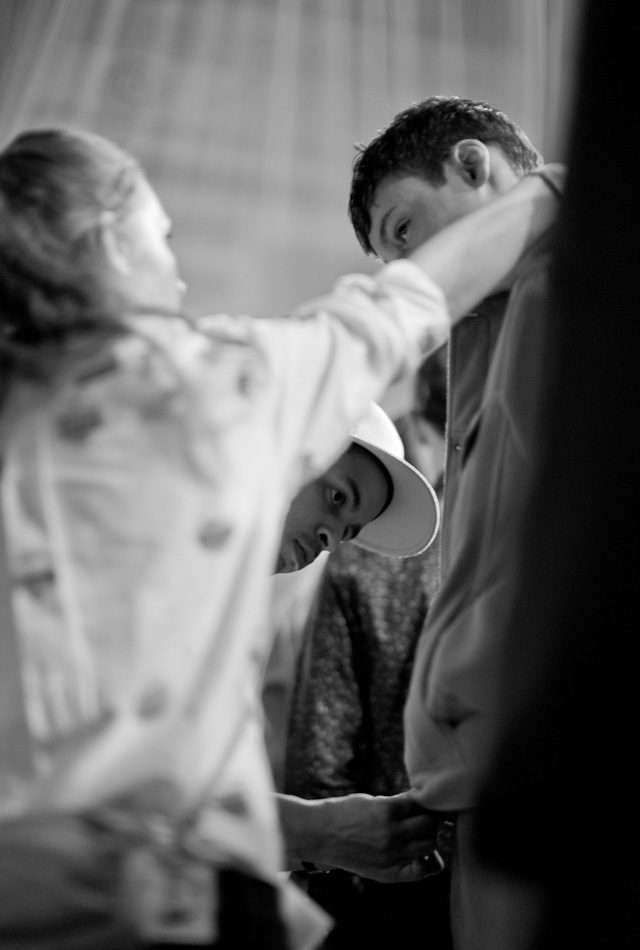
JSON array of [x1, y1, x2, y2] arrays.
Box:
[[276, 444, 391, 573], [367, 172, 484, 263]]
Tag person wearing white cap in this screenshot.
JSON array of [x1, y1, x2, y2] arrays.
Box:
[[275, 401, 439, 575], [266, 399, 445, 913], [272, 347, 452, 950]]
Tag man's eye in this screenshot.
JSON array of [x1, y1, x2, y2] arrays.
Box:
[[329, 487, 346, 509], [396, 221, 409, 243]]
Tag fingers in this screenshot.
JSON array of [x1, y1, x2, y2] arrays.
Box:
[[387, 791, 430, 818], [354, 794, 438, 853], [364, 853, 444, 884], [399, 853, 445, 882], [395, 811, 438, 846]]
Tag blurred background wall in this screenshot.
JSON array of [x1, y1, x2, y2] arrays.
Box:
[[0, 0, 582, 319]]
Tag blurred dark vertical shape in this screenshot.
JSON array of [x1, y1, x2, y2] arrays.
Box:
[[474, 0, 639, 947]]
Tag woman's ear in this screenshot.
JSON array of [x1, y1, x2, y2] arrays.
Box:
[[450, 139, 491, 188], [99, 209, 131, 275]]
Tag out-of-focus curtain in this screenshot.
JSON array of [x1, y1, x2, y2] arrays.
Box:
[[0, 0, 582, 319]]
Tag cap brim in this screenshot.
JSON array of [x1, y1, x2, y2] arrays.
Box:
[[349, 437, 440, 557]]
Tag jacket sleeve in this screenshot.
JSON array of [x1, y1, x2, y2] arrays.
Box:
[[250, 260, 450, 485]]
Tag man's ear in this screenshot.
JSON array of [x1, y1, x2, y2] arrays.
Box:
[[450, 139, 491, 189], [99, 210, 131, 275]]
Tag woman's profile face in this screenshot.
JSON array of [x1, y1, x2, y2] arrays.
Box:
[[109, 175, 186, 313]]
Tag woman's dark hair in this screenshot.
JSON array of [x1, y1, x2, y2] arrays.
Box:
[[349, 95, 544, 255], [0, 127, 141, 350]]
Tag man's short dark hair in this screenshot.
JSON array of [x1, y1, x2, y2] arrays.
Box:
[[348, 95, 544, 255]]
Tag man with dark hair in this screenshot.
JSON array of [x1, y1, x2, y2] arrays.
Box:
[[347, 96, 564, 949], [349, 95, 543, 257]]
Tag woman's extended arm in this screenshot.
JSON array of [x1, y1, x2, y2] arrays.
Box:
[[405, 165, 565, 321]]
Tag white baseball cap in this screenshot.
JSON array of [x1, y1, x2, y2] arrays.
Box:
[[349, 402, 440, 557]]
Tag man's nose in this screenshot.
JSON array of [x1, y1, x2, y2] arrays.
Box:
[[316, 522, 341, 554]]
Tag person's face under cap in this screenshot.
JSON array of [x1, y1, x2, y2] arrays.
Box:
[[275, 443, 391, 573]]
